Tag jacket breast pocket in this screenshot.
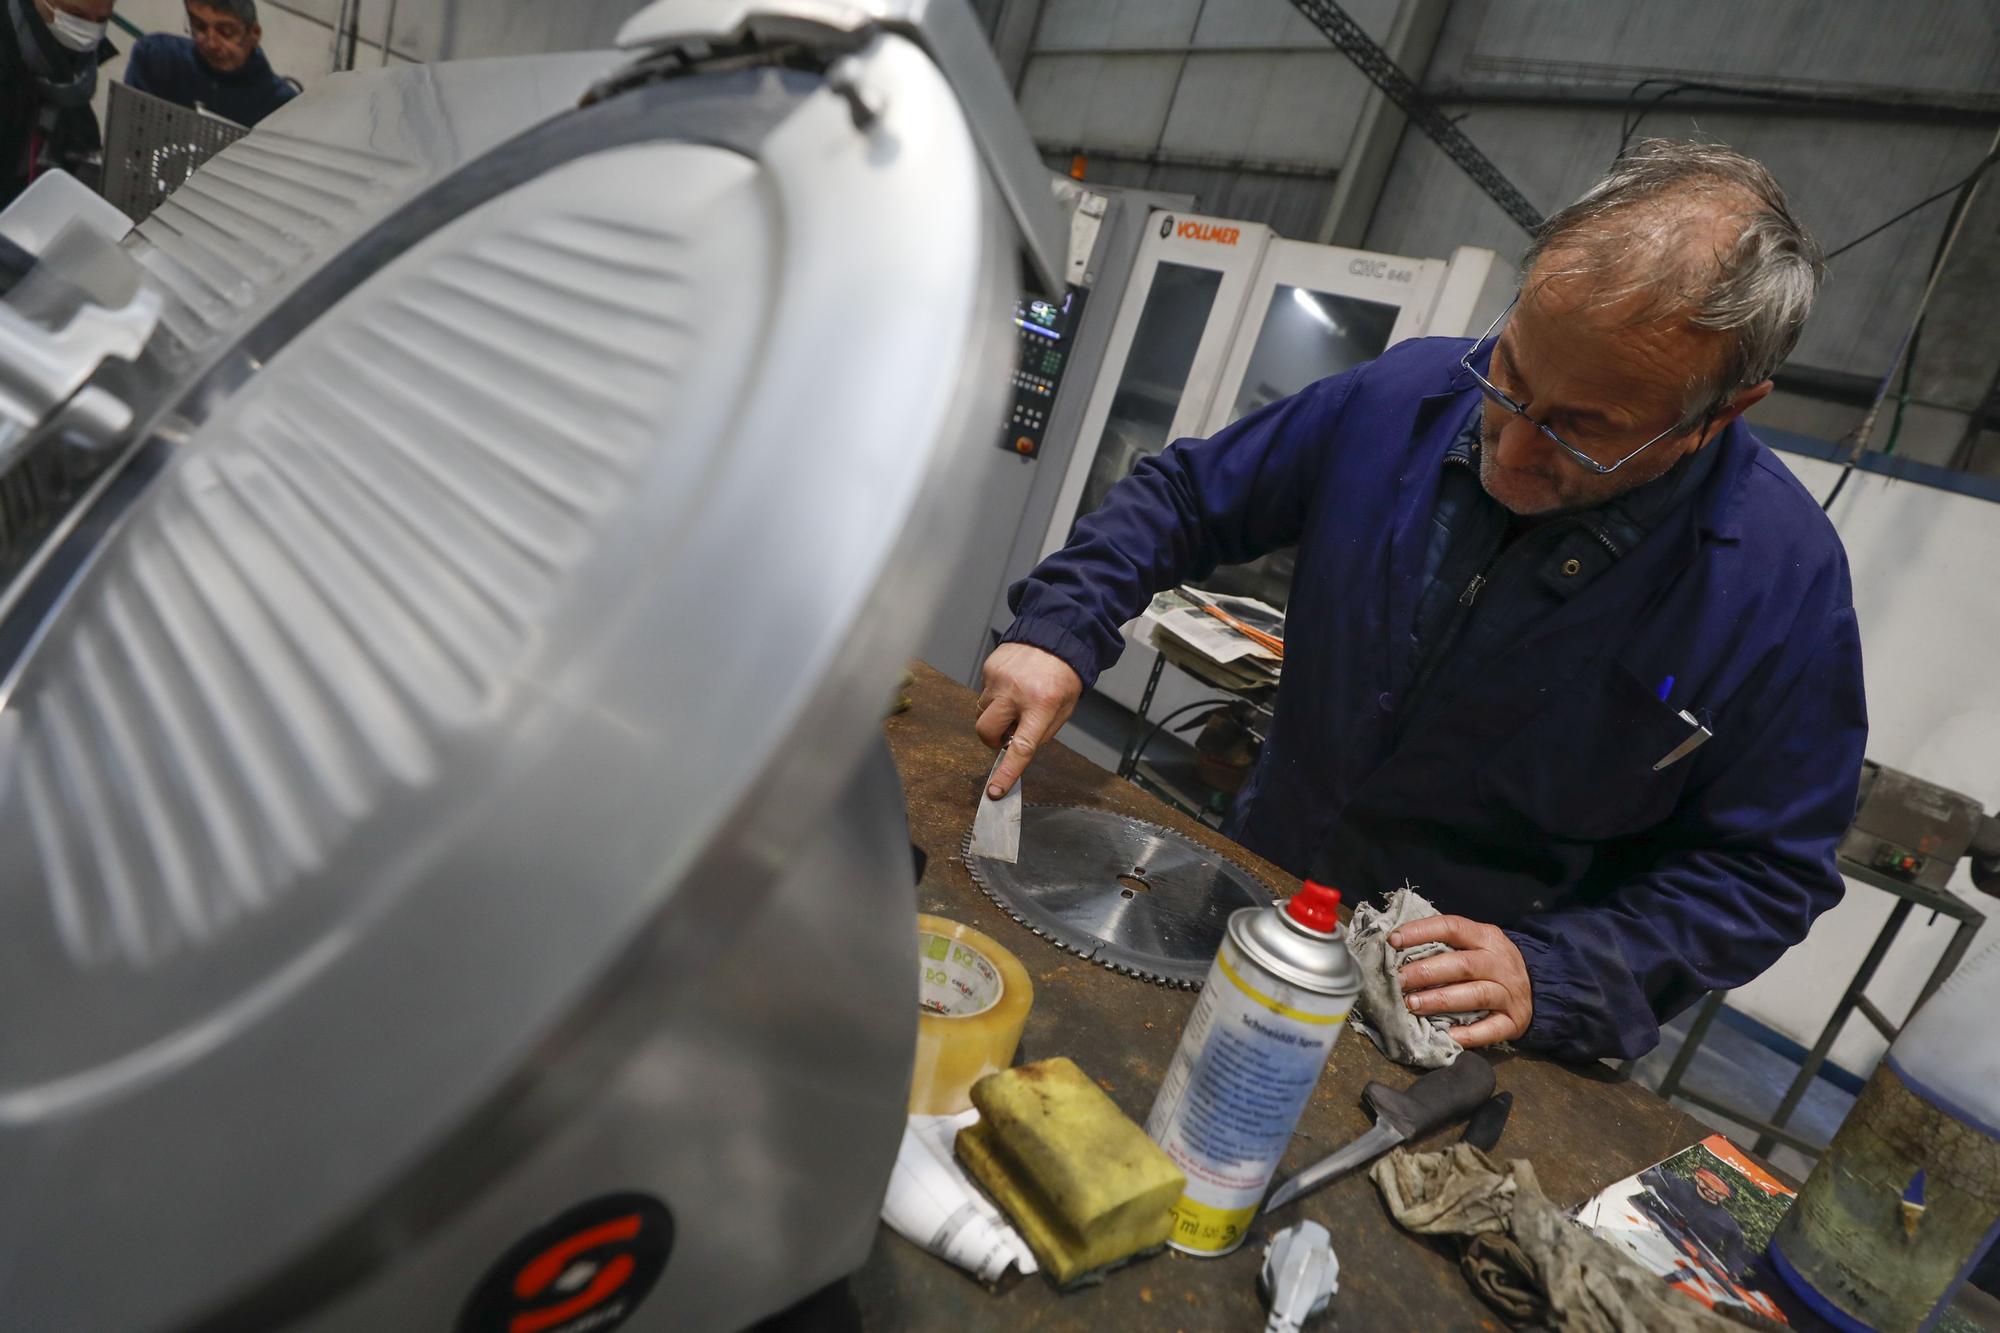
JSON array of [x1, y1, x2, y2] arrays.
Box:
[[1477, 662, 1700, 843]]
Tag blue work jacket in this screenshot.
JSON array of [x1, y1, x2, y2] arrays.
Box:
[[1004, 336, 1868, 1061]]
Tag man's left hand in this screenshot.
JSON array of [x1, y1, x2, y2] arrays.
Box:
[[1391, 915, 1534, 1048]]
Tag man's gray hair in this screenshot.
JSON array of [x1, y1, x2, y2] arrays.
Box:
[[190, 0, 258, 26], [1522, 139, 1824, 421]]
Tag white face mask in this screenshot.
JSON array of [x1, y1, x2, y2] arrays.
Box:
[[45, 7, 107, 51]]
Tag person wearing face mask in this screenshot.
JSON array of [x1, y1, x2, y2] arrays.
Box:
[[123, 0, 296, 129], [1, 0, 116, 208]]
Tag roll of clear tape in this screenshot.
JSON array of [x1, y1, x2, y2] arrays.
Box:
[[911, 914, 1034, 1115]]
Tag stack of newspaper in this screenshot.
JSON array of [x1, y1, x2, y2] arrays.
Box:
[[1140, 587, 1283, 692]]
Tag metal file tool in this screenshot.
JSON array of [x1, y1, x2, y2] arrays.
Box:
[[969, 744, 1023, 863]]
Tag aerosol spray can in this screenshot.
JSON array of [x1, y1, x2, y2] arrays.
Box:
[[1146, 881, 1361, 1257]]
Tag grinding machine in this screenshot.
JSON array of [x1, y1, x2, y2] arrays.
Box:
[[0, 3, 1066, 1329]]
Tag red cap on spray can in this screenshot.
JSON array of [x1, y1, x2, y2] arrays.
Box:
[[1286, 881, 1341, 933]]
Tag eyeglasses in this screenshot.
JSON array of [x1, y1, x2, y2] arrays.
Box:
[[1459, 298, 1700, 476]]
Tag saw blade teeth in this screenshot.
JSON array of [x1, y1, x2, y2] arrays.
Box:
[[958, 801, 1282, 987]]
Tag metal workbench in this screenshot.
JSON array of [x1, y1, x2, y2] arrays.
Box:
[[804, 663, 1720, 1332]]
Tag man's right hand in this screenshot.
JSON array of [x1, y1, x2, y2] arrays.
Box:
[[975, 643, 1083, 799]]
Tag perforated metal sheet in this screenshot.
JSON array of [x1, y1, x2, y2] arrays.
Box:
[[101, 81, 249, 223]]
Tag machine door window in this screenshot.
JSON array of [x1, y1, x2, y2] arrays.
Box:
[[1077, 261, 1224, 518], [1227, 286, 1399, 424], [1193, 287, 1399, 612]]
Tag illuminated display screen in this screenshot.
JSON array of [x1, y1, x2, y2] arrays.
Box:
[[1014, 289, 1076, 341]]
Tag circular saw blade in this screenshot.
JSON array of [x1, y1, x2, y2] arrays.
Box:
[[962, 804, 1275, 988]]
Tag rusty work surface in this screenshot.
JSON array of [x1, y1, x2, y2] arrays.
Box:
[[855, 662, 1711, 1332]]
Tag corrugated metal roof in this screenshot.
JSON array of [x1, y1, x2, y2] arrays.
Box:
[[1363, 104, 1994, 381], [1020, 0, 1390, 188], [1035, 0, 1207, 51], [1018, 53, 1187, 150], [1190, 0, 1396, 48], [1161, 51, 1370, 165], [1050, 152, 1340, 239], [1447, 0, 1999, 101]]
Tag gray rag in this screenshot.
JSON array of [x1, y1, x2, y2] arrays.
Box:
[[1370, 1145, 1744, 1333], [1345, 885, 1487, 1067]]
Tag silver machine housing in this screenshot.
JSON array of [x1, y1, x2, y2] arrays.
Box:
[[0, 3, 1063, 1329]]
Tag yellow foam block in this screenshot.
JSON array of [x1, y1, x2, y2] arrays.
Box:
[[955, 1057, 1185, 1287]]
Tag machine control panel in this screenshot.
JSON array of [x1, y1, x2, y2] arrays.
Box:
[[1836, 760, 1990, 893], [1002, 286, 1086, 457], [1867, 840, 1929, 883]]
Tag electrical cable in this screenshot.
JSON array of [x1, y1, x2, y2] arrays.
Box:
[[1878, 320, 1920, 460], [1819, 128, 1998, 511], [1600, 77, 2000, 498], [1618, 79, 1703, 157], [1823, 149, 2000, 260], [1617, 75, 1996, 154], [1617, 77, 2000, 255], [1609, 77, 1999, 499], [1618, 78, 1876, 158], [1126, 699, 1231, 779], [1614, 76, 1999, 264]]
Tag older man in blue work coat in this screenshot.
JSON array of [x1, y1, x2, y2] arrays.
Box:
[[975, 141, 1868, 1063]]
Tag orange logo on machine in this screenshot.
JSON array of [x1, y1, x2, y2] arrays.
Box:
[[1176, 219, 1241, 246], [458, 1193, 674, 1333]]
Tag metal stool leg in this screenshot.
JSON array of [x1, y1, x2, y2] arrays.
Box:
[[1655, 990, 1727, 1101], [1754, 899, 1913, 1158], [1117, 656, 1168, 779], [1912, 913, 1982, 1013]]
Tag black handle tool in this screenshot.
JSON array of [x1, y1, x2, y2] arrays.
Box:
[[1264, 1055, 1496, 1213], [1459, 1090, 1514, 1152]]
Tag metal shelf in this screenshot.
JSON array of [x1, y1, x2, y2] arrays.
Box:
[[1115, 651, 1269, 828]]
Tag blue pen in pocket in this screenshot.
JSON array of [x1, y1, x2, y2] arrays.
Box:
[[1653, 675, 1712, 771]]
